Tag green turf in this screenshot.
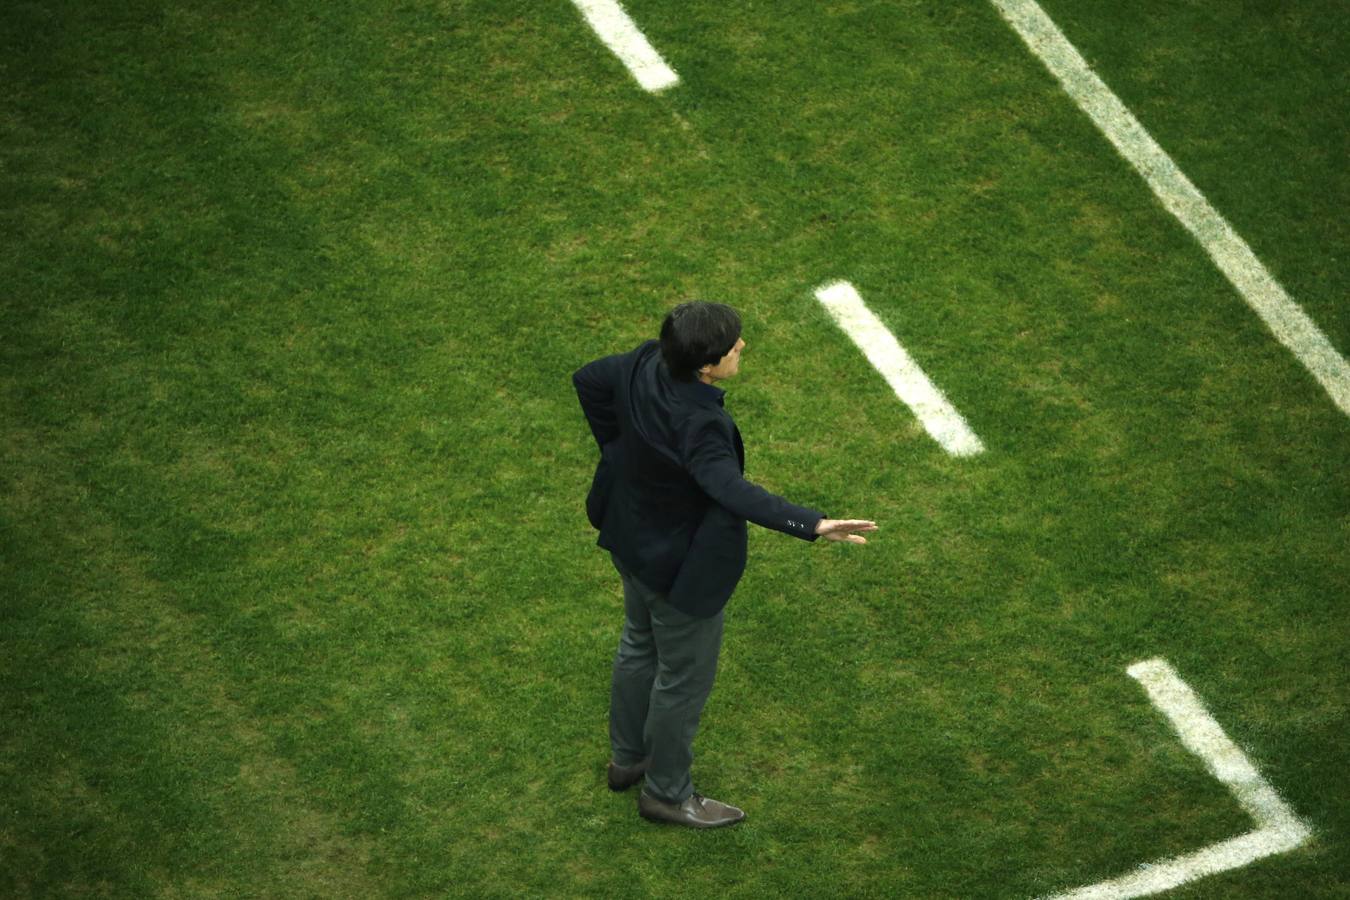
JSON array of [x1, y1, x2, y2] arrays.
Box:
[[2, 0, 1346, 896]]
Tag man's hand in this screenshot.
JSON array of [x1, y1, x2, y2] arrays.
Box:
[[815, 519, 878, 544]]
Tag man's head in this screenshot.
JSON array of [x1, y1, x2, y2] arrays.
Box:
[[660, 301, 745, 384]]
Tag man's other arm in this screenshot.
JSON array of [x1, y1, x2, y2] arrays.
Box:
[[572, 353, 626, 450]]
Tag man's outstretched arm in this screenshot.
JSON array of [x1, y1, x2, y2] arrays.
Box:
[[684, 418, 875, 543]]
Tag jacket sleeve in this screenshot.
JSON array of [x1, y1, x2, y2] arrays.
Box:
[[683, 415, 823, 541], [572, 352, 626, 450]]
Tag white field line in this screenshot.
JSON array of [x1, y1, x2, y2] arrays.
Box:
[[1042, 659, 1311, 899], [815, 281, 984, 457], [989, 0, 1350, 417], [568, 0, 679, 93]]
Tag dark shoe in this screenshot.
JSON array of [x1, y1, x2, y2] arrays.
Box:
[[607, 758, 649, 792], [638, 790, 745, 828]]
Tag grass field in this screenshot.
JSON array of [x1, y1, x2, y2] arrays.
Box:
[[2, 0, 1346, 896]]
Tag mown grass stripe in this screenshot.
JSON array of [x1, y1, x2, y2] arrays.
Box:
[[990, 0, 1350, 416]]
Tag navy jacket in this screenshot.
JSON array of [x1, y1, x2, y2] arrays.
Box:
[[573, 341, 823, 617]]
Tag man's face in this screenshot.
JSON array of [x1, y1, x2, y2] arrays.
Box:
[[701, 337, 746, 383]]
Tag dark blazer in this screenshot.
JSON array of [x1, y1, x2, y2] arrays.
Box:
[[573, 340, 823, 617]]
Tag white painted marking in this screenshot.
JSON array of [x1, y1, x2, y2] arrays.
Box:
[[1042, 659, 1311, 899], [990, 0, 1350, 416], [568, 0, 679, 93], [814, 281, 984, 457]]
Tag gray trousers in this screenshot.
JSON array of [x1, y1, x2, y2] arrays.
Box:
[[609, 557, 725, 805]]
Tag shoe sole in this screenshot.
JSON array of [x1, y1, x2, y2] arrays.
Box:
[[638, 806, 745, 828]]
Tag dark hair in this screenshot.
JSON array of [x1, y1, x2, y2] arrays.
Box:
[[660, 301, 742, 381]]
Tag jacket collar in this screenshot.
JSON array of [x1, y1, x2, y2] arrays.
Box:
[[652, 349, 726, 407], [673, 374, 725, 407]]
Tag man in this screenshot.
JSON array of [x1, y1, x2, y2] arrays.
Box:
[[573, 301, 877, 828]]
